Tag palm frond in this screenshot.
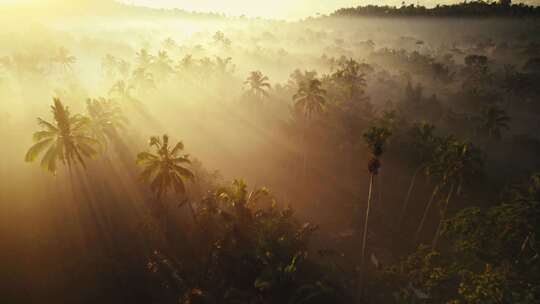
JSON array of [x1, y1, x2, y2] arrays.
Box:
[[136, 152, 158, 164], [32, 131, 56, 142], [25, 139, 54, 162], [37, 118, 58, 132]]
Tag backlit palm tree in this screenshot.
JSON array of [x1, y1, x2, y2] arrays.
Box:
[[398, 122, 437, 229], [135, 48, 153, 70], [137, 135, 195, 220], [53, 47, 76, 72], [293, 78, 327, 179], [25, 98, 97, 175], [293, 79, 327, 119], [431, 140, 482, 249], [244, 71, 271, 102], [332, 58, 367, 100], [130, 67, 155, 93], [86, 98, 127, 151], [359, 126, 391, 293], [216, 179, 270, 220], [109, 80, 133, 102], [151, 50, 174, 81]]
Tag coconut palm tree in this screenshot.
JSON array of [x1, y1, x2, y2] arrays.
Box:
[[431, 141, 482, 249], [216, 179, 270, 221], [86, 98, 127, 151], [135, 48, 153, 70], [177, 54, 194, 72], [151, 50, 174, 82], [244, 71, 271, 103], [332, 58, 367, 100], [414, 135, 453, 243], [359, 126, 391, 294], [25, 98, 97, 175], [130, 67, 155, 93], [480, 105, 511, 140], [293, 78, 327, 179], [161, 37, 177, 51], [215, 56, 234, 75], [52, 47, 76, 72], [102, 54, 118, 79], [108, 80, 133, 102], [293, 79, 327, 120], [398, 122, 437, 230], [136, 135, 195, 221]]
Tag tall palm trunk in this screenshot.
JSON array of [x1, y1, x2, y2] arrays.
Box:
[[415, 184, 440, 244], [359, 173, 375, 297], [398, 164, 424, 230], [301, 118, 308, 181], [186, 200, 198, 226], [432, 183, 455, 250], [160, 198, 171, 241]]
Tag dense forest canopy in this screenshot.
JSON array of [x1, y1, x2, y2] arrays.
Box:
[[1, 1, 540, 303], [333, 0, 540, 18]]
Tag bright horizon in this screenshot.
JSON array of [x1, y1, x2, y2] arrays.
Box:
[[1, 1, 540, 19], [122, 0, 540, 19]]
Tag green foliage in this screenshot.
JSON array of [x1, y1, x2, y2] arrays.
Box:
[[293, 78, 327, 119], [333, 1, 540, 18], [244, 71, 271, 101], [331, 58, 367, 100], [25, 97, 97, 174], [136, 134, 194, 200], [386, 173, 540, 303], [86, 97, 127, 151], [178, 180, 346, 303]]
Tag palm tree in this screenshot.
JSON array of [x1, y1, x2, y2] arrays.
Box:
[[52, 47, 76, 72], [332, 58, 367, 100], [135, 48, 153, 70], [130, 67, 155, 93], [151, 50, 174, 81], [136, 135, 196, 222], [216, 179, 270, 221], [293, 78, 327, 179], [359, 126, 391, 294], [177, 54, 194, 72], [215, 56, 234, 75], [431, 141, 482, 249], [293, 79, 327, 120], [86, 98, 127, 152], [161, 37, 177, 51], [102, 54, 118, 79], [244, 71, 271, 103], [480, 105, 511, 140], [108, 80, 133, 102], [414, 135, 453, 243], [25, 98, 97, 175], [398, 122, 437, 230]]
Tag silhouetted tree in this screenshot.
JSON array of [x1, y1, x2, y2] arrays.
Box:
[[25, 98, 97, 174], [359, 126, 391, 294], [136, 135, 195, 222]]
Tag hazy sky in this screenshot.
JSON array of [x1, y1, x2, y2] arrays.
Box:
[[123, 0, 540, 19]]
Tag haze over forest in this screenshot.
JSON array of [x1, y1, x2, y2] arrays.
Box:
[[1, 1, 540, 303]]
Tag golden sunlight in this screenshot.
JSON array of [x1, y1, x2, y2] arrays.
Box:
[[1, 1, 540, 303]]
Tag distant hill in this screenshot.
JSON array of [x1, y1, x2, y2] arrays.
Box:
[[331, 1, 540, 18]]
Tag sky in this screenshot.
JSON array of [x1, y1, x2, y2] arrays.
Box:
[[123, 0, 540, 19], [0, 1, 538, 19]]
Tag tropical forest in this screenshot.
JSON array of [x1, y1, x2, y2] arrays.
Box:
[[1, 0, 540, 303]]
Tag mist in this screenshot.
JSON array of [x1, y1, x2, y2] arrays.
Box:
[[1, 1, 540, 303]]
